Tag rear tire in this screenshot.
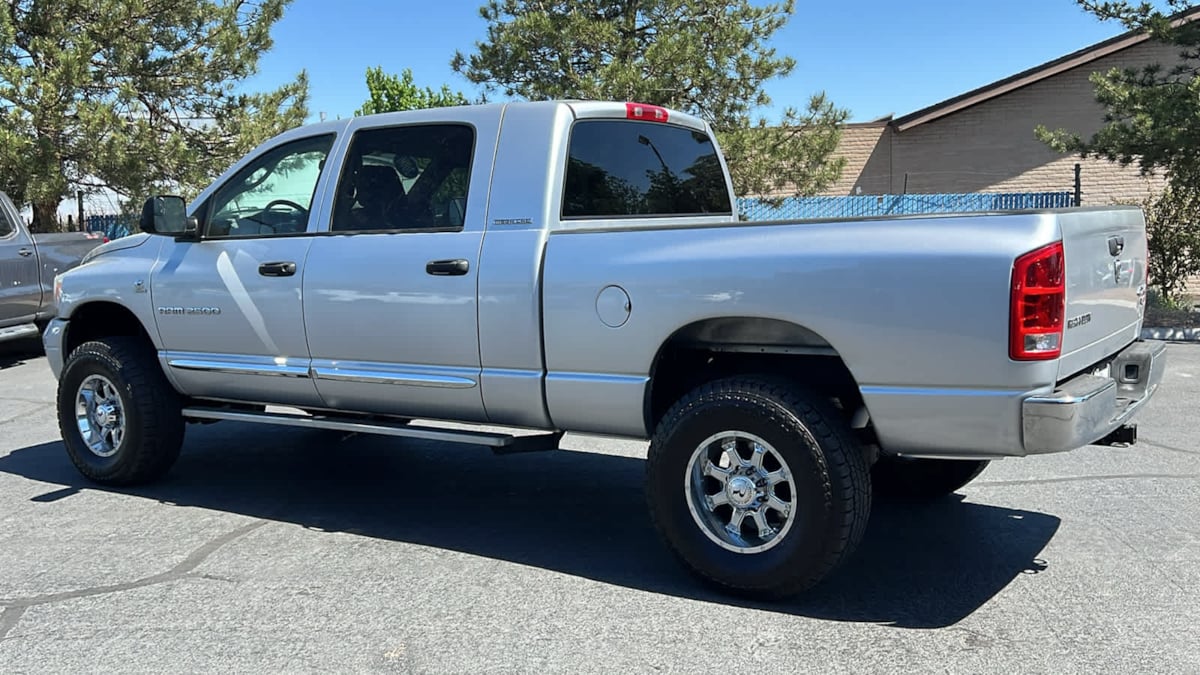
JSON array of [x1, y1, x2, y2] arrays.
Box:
[[646, 376, 871, 599], [57, 337, 184, 485], [871, 456, 989, 501]]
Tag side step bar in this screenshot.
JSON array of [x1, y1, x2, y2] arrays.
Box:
[[181, 406, 563, 454], [0, 322, 40, 344]]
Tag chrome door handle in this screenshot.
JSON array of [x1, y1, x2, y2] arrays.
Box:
[[17, 247, 33, 257]]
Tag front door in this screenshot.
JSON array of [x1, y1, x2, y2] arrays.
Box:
[[303, 118, 494, 422], [0, 197, 41, 324], [151, 134, 336, 408]]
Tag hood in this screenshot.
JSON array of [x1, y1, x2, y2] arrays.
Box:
[[80, 232, 153, 264]]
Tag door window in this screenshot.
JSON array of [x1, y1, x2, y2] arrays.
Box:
[[204, 135, 335, 238], [563, 120, 732, 218], [331, 124, 475, 233], [0, 201, 14, 237]]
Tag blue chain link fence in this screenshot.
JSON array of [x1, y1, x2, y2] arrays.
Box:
[[736, 191, 1075, 221], [85, 214, 136, 240], [84, 191, 1076, 240]]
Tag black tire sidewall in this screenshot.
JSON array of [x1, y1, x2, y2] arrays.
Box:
[[872, 456, 990, 501], [58, 343, 150, 481], [648, 391, 847, 591]]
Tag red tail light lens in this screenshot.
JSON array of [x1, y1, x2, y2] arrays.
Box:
[[1010, 241, 1065, 360], [626, 102, 669, 122]]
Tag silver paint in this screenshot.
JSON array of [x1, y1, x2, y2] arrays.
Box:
[[42, 101, 1165, 463]]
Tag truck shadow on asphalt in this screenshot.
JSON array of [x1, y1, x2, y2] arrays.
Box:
[[0, 422, 1060, 629], [0, 338, 43, 369]]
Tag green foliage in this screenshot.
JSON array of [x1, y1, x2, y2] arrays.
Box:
[[451, 0, 847, 200], [0, 0, 308, 231], [355, 67, 471, 116], [1035, 1, 1200, 183], [1142, 185, 1200, 303]]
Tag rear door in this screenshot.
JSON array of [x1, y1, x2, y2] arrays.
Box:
[[302, 110, 499, 422], [1057, 207, 1148, 377], [0, 197, 40, 323]]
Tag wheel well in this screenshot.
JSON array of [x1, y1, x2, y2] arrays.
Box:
[[646, 318, 867, 433], [65, 303, 156, 357]]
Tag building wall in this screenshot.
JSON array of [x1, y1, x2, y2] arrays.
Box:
[[825, 39, 1180, 207], [821, 122, 891, 196]]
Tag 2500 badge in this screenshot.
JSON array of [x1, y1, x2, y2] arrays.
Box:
[[157, 306, 222, 316]]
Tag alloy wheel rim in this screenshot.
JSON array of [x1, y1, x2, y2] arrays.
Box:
[[75, 374, 125, 458], [684, 431, 798, 554]]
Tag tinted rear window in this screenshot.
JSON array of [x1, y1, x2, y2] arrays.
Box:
[[563, 120, 732, 218]]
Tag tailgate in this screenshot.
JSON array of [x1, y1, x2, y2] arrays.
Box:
[[1057, 207, 1147, 379]]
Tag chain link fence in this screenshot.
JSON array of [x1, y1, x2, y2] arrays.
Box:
[[736, 191, 1075, 221], [85, 214, 137, 240], [83, 191, 1077, 240]]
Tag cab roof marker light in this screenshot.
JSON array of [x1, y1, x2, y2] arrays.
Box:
[[625, 102, 669, 122]]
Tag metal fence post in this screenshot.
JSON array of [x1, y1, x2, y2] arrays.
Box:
[[1074, 163, 1082, 206]]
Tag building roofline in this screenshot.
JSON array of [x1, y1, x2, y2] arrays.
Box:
[[891, 8, 1200, 132]]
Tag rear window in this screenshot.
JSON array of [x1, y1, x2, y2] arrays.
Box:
[[563, 120, 732, 219]]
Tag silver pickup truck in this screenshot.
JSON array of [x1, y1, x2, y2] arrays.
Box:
[[0, 191, 104, 344], [43, 101, 1165, 598]]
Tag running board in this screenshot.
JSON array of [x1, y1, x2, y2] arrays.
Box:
[[0, 322, 39, 344], [181, 406, 563, 454]]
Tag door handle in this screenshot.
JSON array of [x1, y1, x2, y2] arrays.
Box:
[[258, 261, 297, 277], [426, 259, 470, 276], [17, 247, 33, 257]]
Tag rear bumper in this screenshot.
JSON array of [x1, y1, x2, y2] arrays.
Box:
[[1022, 339, 1166, 454]]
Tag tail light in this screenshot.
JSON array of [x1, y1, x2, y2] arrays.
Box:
[[1010, 241, 1065, 360]]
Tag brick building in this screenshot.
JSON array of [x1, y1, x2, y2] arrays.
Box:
[[817, 21, 1187, 207]]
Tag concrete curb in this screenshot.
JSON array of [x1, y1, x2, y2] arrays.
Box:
[[1141, 326, 1200, 342]]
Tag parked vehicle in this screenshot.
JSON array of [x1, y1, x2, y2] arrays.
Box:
[[43, 101, 1165, 598], [0, 191, 105, 344]]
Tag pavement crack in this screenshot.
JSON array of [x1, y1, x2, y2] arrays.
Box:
[[0, 403, 52, 426], [974, 473, 1200, 487], [0, 396, 54, 406], [0, 607, 27, 641], [0, 520, 266, 640], [1139, 438, 1200, 457]]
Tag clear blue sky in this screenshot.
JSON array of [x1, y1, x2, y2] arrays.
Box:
[[244, 0, 1131, 124]]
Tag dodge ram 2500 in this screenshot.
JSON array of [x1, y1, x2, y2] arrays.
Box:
[[43, 101, 1165, 598], [0, 190, 104, 344]]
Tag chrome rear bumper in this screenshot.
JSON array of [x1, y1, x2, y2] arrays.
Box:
[[1022, 340, 1166, 454]]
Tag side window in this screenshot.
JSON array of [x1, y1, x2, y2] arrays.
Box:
[[204, 134, 334, 238], [563, 120, 732, 219], [331, 124, 474, 233], [0, 201, 14, 238]]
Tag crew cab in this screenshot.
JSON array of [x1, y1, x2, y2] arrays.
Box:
[[44, 101, 1165, 598], [0, 190, 104, 344]]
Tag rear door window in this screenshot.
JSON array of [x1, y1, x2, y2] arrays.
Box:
[[331, 124, 475, 233], [563, 120, 732, 219]]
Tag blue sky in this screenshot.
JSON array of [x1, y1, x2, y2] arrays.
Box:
[[244, 0, 1132, 124]]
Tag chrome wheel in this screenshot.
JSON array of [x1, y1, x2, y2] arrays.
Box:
[[75, 374, 125, 458], [685, 431, 798, 553]]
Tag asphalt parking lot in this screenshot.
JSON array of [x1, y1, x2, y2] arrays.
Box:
[[0, 340, 1197, 673]]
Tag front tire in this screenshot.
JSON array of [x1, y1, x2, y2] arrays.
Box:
[[57, 337, 185, 485], [871, 456, 989, 501], [646, 377, 871, 599]]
